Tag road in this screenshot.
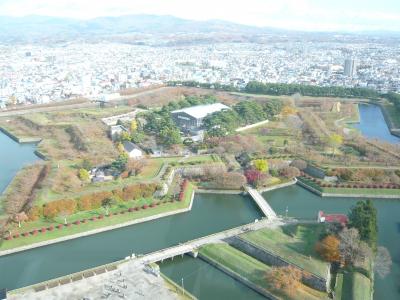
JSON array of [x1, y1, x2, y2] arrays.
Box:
[[0, 87, 169, 118]]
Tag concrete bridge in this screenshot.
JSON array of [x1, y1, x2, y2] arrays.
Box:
[[245, 186, 277, 220], [134, 217, 282, 265]]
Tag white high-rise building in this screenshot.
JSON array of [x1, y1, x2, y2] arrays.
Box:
[[344, 58, 357, 77]]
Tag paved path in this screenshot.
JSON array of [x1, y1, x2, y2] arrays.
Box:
[[135, 218, 282, 265], [245, 186, 277, 220]]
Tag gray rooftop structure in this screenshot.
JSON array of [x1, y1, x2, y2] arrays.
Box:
[[171, 103, 230, 132]]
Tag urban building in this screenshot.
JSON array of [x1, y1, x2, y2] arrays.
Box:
[[344, 58, 357, 77]]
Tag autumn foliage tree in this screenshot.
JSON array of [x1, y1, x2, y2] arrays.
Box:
[[266, 266, 303, 296], [315, 235, 341, 262]]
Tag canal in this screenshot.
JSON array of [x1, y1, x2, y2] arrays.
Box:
[[263, 185, 400, 300], [159, 255, 265, 300], [354, 103, 400, 143], [0, 192, 262, 290]]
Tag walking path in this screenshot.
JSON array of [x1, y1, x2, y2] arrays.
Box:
[[245, 186, 277, 219]]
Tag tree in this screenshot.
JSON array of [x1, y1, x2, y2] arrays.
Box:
[[127, 159, 146, 176], [111, 154, 129, 173], [348, 200, 378, 249], [78, 168, 90, 181], [244, 169, 262, 186], [120, 131, 131, 142], [290, 159, 307, 171], [130, 119, 138, 132], [327, 134, 343, 156], [102, 198, 116, 216], [279, 166, 300, 179], [117, 142, 125, 153], [262, 99, 284, 119], [266, 266, 303, 296], [339, 227, 372, 266], [374, 246, 392, 279], [252, 159, 269, 173], [159, 127, 181, 147], [14, 212, 28, 228], [315, 235, 341, 262]]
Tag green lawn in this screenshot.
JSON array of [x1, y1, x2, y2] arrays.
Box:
[[381, 102, 400, 128], [341, 272, 372, 300], [323, 187, 400, 196], [0, 183, 194, 251], [200, 243, 328, 300], [334, 273, 344, 300], [241, 225, 329, 279]]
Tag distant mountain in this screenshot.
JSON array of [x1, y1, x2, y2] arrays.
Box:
[[0, 14, 398, 44], [0, 14, 279, 43]]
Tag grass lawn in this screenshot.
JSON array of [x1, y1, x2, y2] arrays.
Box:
[[334, 273, 344, 300], [341, 271, 371, 300], [200, 243, 328, 300], [241, 225, 329, 279], [323, 187, 400, 196], [381, 102, 400, 128], [0, 183, 194, 251]]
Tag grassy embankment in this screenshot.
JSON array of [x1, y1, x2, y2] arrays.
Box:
[[200, 243, 328, 300], [297, 177, 400, 196], [339, 271, 372, 300], [240, 224, 329, 279], [0, 182, 194, 251]]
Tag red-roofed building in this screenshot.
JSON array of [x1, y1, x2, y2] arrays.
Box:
[[318, 211, 348, 226]]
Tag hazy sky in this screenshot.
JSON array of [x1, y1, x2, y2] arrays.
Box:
[[0, 0, 399, 32]]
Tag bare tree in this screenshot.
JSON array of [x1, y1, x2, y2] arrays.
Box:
[[339, 227, 372, 267], [374, 247, 392, 279]]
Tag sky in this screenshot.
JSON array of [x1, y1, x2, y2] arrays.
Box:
[[0, 0, 399, 32]]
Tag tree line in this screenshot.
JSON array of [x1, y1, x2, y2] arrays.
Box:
[[203, 99, 283, 136], [245, 81, 380, 99]]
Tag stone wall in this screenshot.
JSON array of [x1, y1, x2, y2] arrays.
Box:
[[225, 236, 329, 292]]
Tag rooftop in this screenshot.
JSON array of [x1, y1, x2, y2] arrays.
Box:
[[171, 103, 230, 119]]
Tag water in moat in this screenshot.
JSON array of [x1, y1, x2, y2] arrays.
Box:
[[263, 185, 400, 300], [354, 103, 400, 143], [0, 191, 262, 290], [0, 132, 39, 213], [159, 255, 265, 300]]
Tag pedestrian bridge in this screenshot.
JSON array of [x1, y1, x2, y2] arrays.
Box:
[[245, 186, 277, 220]]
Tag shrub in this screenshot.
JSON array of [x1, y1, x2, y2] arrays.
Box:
[[13, 233, 20, 238], [82, 219, 87, 223], [150, 203, 156, 208], [22, 232, 29, 237], [48, 225, 54, 231], [142, 204, 148, 209], [91, 217, 97, 221], [74, 220, 81, 225], [128, 207, 135, 212], [57, 224, 63, 229], [5, 236, 12, 240], [41, 228, 47, 233], [32, 229, 38, 235], [134, 207, 140, 211], [98, 215, 104, 219]]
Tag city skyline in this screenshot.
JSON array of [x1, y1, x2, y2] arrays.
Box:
[[1, 0, 400, 32]]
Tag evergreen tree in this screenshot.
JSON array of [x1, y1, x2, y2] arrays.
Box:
[[348, 200, 378, 249]]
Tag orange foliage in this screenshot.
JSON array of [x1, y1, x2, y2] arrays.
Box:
[[315, 235, 341, 262]]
